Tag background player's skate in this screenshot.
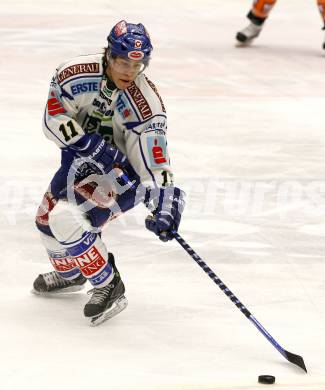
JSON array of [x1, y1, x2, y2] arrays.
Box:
[[236, 20, 263, 45], [236, 0, 275, 45], [236, 0, 325, 49]]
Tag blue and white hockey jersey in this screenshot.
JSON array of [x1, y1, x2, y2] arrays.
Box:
[[43, 53, 172, 188]]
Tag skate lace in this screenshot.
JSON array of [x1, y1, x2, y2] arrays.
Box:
[[43, 271, 71, 288], [87, 284, 114, 305]]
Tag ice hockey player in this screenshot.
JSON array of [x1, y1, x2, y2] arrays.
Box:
[[33, 20, 185, 326], [236, 0, 325, 49]]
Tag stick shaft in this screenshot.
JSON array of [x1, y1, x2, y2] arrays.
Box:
[[172, 231, 288, 359]]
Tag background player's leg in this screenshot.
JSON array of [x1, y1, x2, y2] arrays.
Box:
[[236, 0, 277, 45], [250, 0, 277, 20], [317, 0, 325, 48]]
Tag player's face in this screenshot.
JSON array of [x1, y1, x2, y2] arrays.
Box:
[[107, 56, 145, 89]]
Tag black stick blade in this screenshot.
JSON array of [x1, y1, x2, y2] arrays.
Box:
[[284, 350, 307, 372]]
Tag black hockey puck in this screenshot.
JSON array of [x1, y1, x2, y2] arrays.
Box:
[[258, 375, 275, 384]]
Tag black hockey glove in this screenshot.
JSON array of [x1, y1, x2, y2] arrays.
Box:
[[145, 186, 185, 242], [70, 133, 127, 173], [68, 133, 142, 190]]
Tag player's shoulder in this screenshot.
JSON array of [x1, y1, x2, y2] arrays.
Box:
[[125, 73, 166, 118], [55, 53, 103, 85]]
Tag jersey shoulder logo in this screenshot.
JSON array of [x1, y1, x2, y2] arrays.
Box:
[[145, 76, 166, 113], [47, 91, 66, 116], [127, 82, 152, 120], [147, 135, 167, 167], [57, 63, 100, 84]]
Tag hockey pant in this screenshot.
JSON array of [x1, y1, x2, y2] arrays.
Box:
[[248, 1, 325, 25], [318, 0, 325, 24], [248, 0, 277, 23], [35, 174, 142, 289]]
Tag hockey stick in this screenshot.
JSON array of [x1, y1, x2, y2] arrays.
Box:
[[171, 230, 307, 373], [117, 172, 306, 371]]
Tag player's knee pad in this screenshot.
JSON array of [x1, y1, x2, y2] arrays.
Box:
[[48, 200, 92, 244], [40, 232, 81, 280], [252, 0, 277, 19]]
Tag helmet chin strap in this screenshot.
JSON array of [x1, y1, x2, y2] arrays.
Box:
[[138, 60, 149, 75]]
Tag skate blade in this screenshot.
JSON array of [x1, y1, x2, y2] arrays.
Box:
[[235, 39, 255, 47], [31, 285, 85, 296], [89, 295, 128, 327], [235, 32, 258, 47]]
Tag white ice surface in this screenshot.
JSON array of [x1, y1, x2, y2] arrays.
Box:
[[0, 0, 325, 389]]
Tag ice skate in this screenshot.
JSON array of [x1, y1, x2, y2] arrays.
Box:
[[32, 272, 87, 295], [84, 269, 127, 326], [236, 22, 263, 45]]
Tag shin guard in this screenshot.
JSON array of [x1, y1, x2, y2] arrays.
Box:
[[40, 232, 82, 280], [48, 201, 115, 288]]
